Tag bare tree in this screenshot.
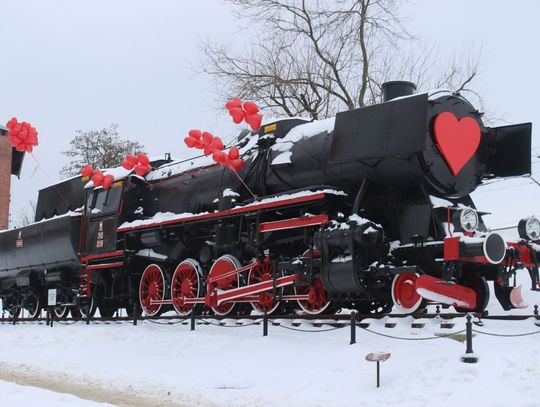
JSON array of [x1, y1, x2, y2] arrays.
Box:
[[199, 0, 481, 119], [61, 124, 144, 177], [10, 200, 36, 228]]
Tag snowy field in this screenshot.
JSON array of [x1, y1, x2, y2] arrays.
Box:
[[0, 291, 539, 407]]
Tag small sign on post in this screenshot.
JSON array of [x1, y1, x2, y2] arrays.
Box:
[[365, 352, 391, 388], [47, 289, 57, 307]]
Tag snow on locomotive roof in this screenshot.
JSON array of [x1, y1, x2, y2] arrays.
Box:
[[0, 210, 82, 235], [118, 188, 347, 231], [271, 117, 335, 153]]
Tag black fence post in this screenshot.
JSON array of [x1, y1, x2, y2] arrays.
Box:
[[190, 311, 195, 331], [461, 314, 477, 363], [12, 310, 17, 326], [263, 311, 268, 337], [534, 305, 538, 317], [376, 361, 380, 388], [132, 303, 137, 326], [46, 309, 50, 327], [50, 308, 54, 328], [350, 311, 357, 345]]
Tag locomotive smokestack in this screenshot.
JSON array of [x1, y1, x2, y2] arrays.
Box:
[[382, 81, 417, 102], [0, 125, 11, 230]]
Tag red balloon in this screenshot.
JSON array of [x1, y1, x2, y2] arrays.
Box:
[[228, 146, 240, 160], [5, 119, 39, 152], [245, 113, 263, 131], [103, 174, 115, 190], [213, 150, 228, 166], [188, 129, 202, 140], [91, 173, 104, 187], [135, 164, 151, 176], [202, 131, 214, 145], [204, 144, 216, 156], [184, 136, 196, 148], [5, 117, 18, 130], [229, 108, 245, 124], [229, 159, 245, 171], [211, 136, 224, 151], [81, 165, 94, 177], [243, 101, 259, 115], [194, 139, 205, 149], [138, 153, 150, 166], [225, 97, 242, 111]]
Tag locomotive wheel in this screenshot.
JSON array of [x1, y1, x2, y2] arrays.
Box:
[[53, 290, 70, 319], [455, 275, 489, 313], [294, 278, 331, 315], [24, 290, 42, 319], [294, 249, 332, 315], [171, 259, 202, 316], [79, 295, 97, 319], [247, 258, 282, 314], [391, 273, 426, 314], [208, 255, 241, 316], [139, 264, 166, 317]]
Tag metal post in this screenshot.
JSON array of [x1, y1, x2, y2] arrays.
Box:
[[377, 361, 380, 388], [132, 303, 137, 326], [350, 311, 357, 345], [46, 309, 50, 327], [534, 305, 538, 317], [263, 311, 268, 337], [190, 311, 195, 331], [461, 314, 478, 363], [50, 308, 54, 328]]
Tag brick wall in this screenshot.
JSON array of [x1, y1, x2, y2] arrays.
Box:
[[0, 135, 12, 230]]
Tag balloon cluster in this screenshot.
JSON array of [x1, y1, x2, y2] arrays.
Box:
[[121, 153, 151, 176], [81, 165, 115, 190], [184, 130, 245, 171], [5, 118, 39, 153], [225, 98, 262, 132]]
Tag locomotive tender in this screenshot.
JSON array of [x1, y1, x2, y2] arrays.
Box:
[[1, 81, 539, 319]]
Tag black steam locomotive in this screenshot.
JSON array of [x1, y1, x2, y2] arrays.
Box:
[[1, 81, 538, 319]]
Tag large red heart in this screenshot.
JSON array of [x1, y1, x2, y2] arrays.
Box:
[[433, 112, 481, 176]]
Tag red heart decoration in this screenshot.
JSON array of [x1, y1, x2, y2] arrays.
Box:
[[229, 108, 245, 124], [226, 97, 242, 111], [245, 113, 262, 131], [433, 112, 481, 176], [91, 169, 104, 187], [243, 101, 259, 115], [103, 174, 115, 190]]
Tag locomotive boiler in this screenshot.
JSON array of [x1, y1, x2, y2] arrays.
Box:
[[1, 81, 538, 319]]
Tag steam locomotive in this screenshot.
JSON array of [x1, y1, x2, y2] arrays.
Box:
[[1, 81, 538, 319]]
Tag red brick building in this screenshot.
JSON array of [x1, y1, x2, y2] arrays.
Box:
[[0, 124, 25, 230]]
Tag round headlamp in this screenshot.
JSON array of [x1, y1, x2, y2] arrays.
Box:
[[459, 208, 479, 233], [518, 216, 540, 241]]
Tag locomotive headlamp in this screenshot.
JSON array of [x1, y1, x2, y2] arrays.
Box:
[[459, 208, 479, 233], [518, 216, 540, 241]]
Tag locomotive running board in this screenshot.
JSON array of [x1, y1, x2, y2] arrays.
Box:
[[150, 293, 310, 306]]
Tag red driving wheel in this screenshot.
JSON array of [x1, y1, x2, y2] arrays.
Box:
[[139, 264, 165, 316], [171, 259, 201, 316], [207, 255, 241, 315], [248, 257, 282, 314]]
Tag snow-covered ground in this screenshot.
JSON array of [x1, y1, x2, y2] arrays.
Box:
[[0, 379, 113, 406], [0, 303, 539, 406]]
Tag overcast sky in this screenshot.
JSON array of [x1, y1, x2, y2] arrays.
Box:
[[1, 0, 539, 231]]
